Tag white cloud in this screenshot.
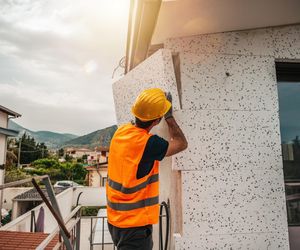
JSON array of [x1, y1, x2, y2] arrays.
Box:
[[84, 60, 99, 74], [0, 0, 129, 134]]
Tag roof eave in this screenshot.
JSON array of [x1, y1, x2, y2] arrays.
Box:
[[0, 127, 19, 137], [125, 0, 162, 73], [0, 105, 21, 118]]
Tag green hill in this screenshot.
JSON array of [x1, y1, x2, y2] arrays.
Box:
[[8, 120, 78, 149], [62, 125, 117, 149]]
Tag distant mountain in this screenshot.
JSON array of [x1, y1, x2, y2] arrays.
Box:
[[8, 120, 78, 149], [62, 125, 117, 149]]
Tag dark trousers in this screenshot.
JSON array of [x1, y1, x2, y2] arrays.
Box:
[[108, 222, 153, 250]]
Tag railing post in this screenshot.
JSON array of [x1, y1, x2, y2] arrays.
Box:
[[102, 217, 104, 250], [75, 211, 81, 250], [30, 210, 36, 232], [90, 217, 93, 250]]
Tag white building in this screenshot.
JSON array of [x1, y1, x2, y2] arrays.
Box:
[[65, 147, 93, 159], [112, 1, 300, 249], [1, 2, 300, 249], [0, 105, 21, 219], [87, 147, 109, 165]]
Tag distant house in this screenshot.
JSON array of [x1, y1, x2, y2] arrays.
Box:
[[64, 147, 93, 159], [86, 163, 108, 188], [85, 147, 109, 187], [0, 105, 21, 169], [87, 147, 109, 165], [0, 105, 21, 218], [11, 187, 66, 220]]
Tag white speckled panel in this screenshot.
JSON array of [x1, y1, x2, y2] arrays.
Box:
[[112, 25, 295, 249], [165, 27, 275, 56], [181, 169, 287, 237], [179, 53, 278, 111], [174, 231, 289, 250], [173, 109, 282, 171], [273, 25, 300, 59], [112, 49, 180, 125]]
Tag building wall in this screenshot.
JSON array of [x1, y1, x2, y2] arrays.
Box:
[[0, 111, 8, 128], [112, 24, 300, 249], [72, 187, 106, 206], [2, 188, 32, 210], [0, 111, 8, 166], [0, 135, 6, 166], [165, 24, 300, 249], [89, 170, 101, 187], [113, 49, 181, 124]]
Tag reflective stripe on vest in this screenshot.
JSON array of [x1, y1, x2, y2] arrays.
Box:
[[108, 174, 159, 194], [107, 196, 159, 211]]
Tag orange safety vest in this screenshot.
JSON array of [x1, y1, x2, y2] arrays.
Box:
[[106, 123, 159, 228]]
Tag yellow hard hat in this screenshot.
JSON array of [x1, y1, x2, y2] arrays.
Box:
[[131, 88, 171, 121]]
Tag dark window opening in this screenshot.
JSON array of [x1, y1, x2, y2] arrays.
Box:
[[277, 62, 300, 227]]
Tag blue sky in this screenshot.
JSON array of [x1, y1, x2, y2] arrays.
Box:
[[0, 0, 129, 135]]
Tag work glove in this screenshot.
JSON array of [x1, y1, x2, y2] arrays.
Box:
[[164, 92, 173, 120]]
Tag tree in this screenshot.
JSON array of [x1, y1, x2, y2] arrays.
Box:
[[60, 163, 73, 180], [4, 169, 31, 184], [15, 157, 87, 184], [72, 163, 87, 180], [5, 151, 18, 170], [31, 158, 60, 169], [38, 142, 49, 158], [18, 133, 49, 164], [65, 154, 73, 162], [58, 148, 64, 157]]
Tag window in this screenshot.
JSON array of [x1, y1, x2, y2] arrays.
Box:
[[277, 62, 300, 226]]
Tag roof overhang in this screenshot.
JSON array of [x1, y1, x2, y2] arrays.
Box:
[[152, 0, 300, 44], [125, 0, 300, 72], [0, 105, 21, 118], [0, 127, 19, 137], [125, 0, 162, 73]]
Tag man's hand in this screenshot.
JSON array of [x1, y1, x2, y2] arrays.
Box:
[[164, 92, 173, 120]]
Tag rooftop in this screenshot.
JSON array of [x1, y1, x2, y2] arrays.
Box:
[[0, 127, 19, 137], [94, 146, 109, 152], [0, 105, 21, 118], [12, 187, 67, 201], [0, 231, 58, 250]]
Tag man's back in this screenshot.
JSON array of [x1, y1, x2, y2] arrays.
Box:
[[107, 123, 160, 228]]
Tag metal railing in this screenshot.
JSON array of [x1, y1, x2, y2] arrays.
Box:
[[89, 215, 115, 250], [36, 205, 82, 250], [0, 175, 48, 190], [89, 202, 170, 250]]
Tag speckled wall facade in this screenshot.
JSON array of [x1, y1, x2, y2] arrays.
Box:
[[112, 24, 300, 249], [112, 49, 180, 125], [165, 25, 300, 249]]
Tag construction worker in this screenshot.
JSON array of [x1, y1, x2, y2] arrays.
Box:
[[106, 88, 188, 250]]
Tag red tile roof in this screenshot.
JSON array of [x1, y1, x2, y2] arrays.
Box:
[[0, 231, 59, 250]]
